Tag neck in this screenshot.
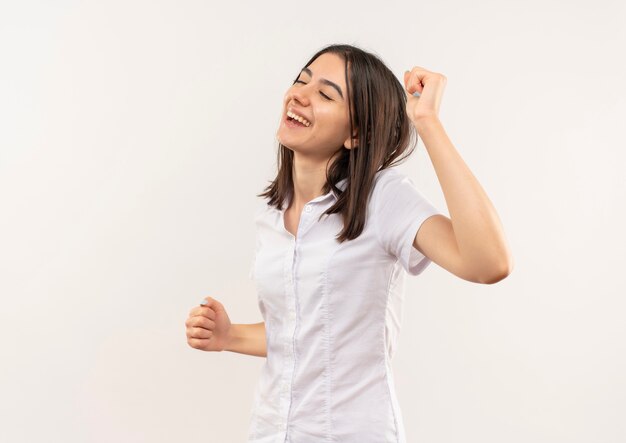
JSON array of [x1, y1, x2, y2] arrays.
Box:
[[290, 157, 328, 209]]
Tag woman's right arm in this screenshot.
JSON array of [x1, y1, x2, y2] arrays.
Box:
[[186, 297, 266, 358], [225, 322, 267, 357]]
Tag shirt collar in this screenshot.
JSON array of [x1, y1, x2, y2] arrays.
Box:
[[320, 177, 348, 202], [279, 177, 348, 211]]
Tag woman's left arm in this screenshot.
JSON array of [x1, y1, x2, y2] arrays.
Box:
[[404, 68, 514, 284]]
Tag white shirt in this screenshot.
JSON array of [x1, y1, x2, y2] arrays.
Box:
[[247, 166, 445, 443]]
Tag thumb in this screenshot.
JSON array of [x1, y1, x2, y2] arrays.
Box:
[[403, 70, 421, 98], [200, 296, 225, 312]]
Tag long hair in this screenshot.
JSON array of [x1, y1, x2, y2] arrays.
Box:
[[257, 43, 418, 243]]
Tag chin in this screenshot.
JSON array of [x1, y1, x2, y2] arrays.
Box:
[[276, 130, 295, 149]]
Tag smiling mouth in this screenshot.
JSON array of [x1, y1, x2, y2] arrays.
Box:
[[285, 115, 310, 128]]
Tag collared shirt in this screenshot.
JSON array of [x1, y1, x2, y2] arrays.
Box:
[[247, 166, 445, 443]]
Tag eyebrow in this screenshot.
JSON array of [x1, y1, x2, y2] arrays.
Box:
[[300, 67, 344, 100]]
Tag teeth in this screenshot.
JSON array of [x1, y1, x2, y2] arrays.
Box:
[[287, 110, 311, 127], [287, 111, 310, 126]]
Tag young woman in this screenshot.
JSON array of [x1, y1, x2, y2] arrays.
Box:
[[186, 43, 513, 442]]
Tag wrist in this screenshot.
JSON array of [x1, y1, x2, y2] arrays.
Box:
[[412, 115, 440, 131], [223, 324, 238, 352]]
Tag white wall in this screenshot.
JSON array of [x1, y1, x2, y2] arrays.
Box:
[[1, 0, 624, 442]]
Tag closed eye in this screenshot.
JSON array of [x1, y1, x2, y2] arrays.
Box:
[[294, 80, 333, 101]]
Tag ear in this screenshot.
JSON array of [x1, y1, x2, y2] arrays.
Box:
[[343, 129, 359, 149]]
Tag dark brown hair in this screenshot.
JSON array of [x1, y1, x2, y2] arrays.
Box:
[[258, 43, 418, 243]]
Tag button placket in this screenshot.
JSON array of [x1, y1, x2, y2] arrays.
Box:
[[298, 204, 315, 238], [281, 235, 299, 437]]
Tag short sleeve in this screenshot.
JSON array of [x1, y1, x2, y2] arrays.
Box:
[[372, 170, 445, 276]]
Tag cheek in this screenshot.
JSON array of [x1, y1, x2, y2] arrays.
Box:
[[319, 109, 347, 128], [323, 117, 352, 143]]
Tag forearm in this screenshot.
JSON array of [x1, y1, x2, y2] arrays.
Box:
[[225, 322, 267, 357], [414, 117, 513, 279]]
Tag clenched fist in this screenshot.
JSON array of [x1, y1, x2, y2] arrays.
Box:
[[185, 296, 232, 352]]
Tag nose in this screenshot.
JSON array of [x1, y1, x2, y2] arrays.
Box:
[[288, 83, 312, 107]]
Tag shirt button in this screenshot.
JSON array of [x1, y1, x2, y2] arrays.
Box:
[[304, 205, 312, 213]]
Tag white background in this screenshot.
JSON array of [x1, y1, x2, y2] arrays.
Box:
[[1, 1, 624, 442]]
